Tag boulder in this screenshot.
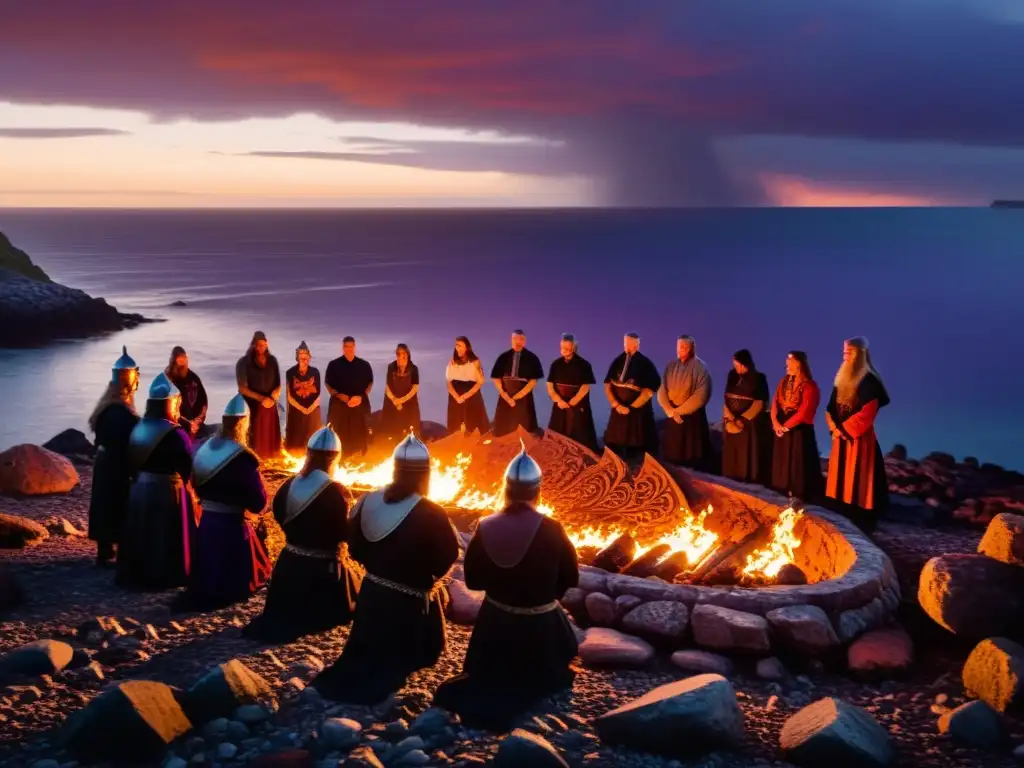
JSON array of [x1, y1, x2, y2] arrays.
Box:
[[766, 605, 840, 654], [780, 697, 893, 768], [918, 554, 1024, 638], [937, 700, 1006, 749], [184, 659, 274, 724], [60, 680, 193, 762], [578, 627, 654, 667], [847, 628, 914, 677], [594, 673, 744, 756], [756, 657, 788, 681], [0, 639, 74, 684], [494, 729, 568, 767], [962, 637, 1024, 713], [0, 444, 79, 495], [43, 428, 95, 460], [621, 600, 690, 643], [670, 649, 733, 677], [584, 591, 617, 625], [445, 579, 483, 625], [0, 512, 48, 548], [320, 717, 363, 750], [0, 561, 23, 612], [691, 604, 770, 653], [978, 513, 1024, 566]]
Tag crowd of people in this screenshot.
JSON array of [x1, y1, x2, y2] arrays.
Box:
[[81, 328, 890, 729]]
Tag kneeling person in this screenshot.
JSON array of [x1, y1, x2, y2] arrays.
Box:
[[313, 434, 460, 704], [244, 425, 359, 642], [179, 395, 272, 611], [434, 443, 580, 729]]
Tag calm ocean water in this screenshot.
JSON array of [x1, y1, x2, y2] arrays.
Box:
[[0, 208, 1021, 470]]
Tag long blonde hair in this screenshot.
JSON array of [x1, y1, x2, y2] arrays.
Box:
[[88, 382, 137, 432]]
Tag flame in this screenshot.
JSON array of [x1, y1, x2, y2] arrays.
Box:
[[741, 507, 804, 579]]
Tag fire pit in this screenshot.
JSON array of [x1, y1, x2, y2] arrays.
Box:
[[272, 428, 900, 655]]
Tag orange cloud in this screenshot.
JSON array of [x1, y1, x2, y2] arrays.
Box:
[[760, 173, 946, 207]]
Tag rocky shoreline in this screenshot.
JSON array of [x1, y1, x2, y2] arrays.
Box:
[[1, 435, 1024, 767], [0, 231, 159, 348]]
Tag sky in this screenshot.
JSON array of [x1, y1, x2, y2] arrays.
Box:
[[1, 1, 1023, 208]]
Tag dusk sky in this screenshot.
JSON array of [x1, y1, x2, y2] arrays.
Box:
[[2, 1, 1023, 208]]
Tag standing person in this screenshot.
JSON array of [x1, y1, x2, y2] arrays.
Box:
[[379, 343, 421, 441], [116, 373, 197, 590], [433, 445, 580, 730], [179, 394, 271, 611], [325, 336, 374, 456], [603, 333, 661, 460], [313, 434, 460, 705], [236, 331, 283, 460], [445, 336, 490, 435], [658, 335, 713, 470], [545, 333, 599, 453], [87, 346, 141, 566], [490, 329, 544, 437], [770, 351, 824, 502], [825, 336, 891, 532], [166, 346, 209, 440], [244, 425, 359, 642], [721, 349, 772, 485], [285, 341, 322, 455]]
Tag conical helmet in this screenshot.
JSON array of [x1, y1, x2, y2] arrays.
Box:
[[111, 345, 139, 386], [148, 371, 181, 400], [307, 424, 342, 454], [504, 439, 542, 492], [223, 393, 250, 419], [392, 431, 430, 470]]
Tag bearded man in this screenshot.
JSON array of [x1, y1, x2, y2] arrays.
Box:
[[166, 345, 209, 439], [236, 331, 283, 459], [657, 335, 713, 470], [825, 336, 891, 532]]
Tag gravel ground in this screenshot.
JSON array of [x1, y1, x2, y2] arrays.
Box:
[[1, 467, 1021, 767]]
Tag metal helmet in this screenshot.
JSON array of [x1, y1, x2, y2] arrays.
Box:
[[148, 371, 181, 401], [504, 439, 542, 496], [307, 424, 342, 454], [223, 393, 250, 419], [111, 345, 139, 387], [392, 432, 431, 471]]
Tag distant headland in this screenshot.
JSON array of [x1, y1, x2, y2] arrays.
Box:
[[991, 200, 1024, 208]]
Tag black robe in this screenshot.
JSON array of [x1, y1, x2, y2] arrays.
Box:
[[236, 353, 283, 459], [721, 370, 772, 485], [170, 369, 209, 438], [325, 356, 374, 455], [116, 418, 197, 590], [433, 503, 580, 730], [379, 362, 421, 440], [603, 351, 661, 457], [244, 474, 359, 642], [285, 365, 322, 452], [313, 490, 460, 704], [87, 402, 139, 547], [490, 348, 544, 437], [546, 355, 599, 453], [770, 377, 824, 503]]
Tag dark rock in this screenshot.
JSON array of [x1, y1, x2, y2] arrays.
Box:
[[43, 429, 95, 459], [887, 444, 908, 461], [918, 554, 1024, 638], [776, 563, 808, 585], [253, 751, 314, 768], [184, 658, 274, 724], [0, 562, 22, 613], [924, 451, 957, 469], [0, 512, 49, 547], [0, 231, 49, 280], [670, 649, 733, 677], [962, 637, 1024, 713], [766, 605, 839, 655], [963, 456, 980, 468], [847, 628, 914, 677], [320, 717, 362, 750], [780, 697, 893, 768], [0, 639, 74, 684], [937, 700, 1006, 749], [494, 729, 568, 767], [978, 513, 1024, 566]]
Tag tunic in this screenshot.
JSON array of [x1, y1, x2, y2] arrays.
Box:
[[244, 474, 359, 642], [825, 372, 891, 532], [285, 365, 323, 452], [446, 360, 490, 435], [658, 356, 713, 469], [379, 362, 421, 440], [116, 418, 197, 590], [325, 356, 374, 456], [169, 369, 209, 438], [433, 503, 580, 730], [490, 348, 544, 437], [603, 351, 661, 456], [313, 489, 460, 704], [236, 353, 282, 459], [770, 376, 824, 502], [721, 369, 772, 485], [87, 402, 139, 546], [178, 439, 271, 611], [546, 355, 599, 453]]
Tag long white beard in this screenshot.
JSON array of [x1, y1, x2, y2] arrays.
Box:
[[834, 359, 867, 405]]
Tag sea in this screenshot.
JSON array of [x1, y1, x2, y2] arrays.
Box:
[[0, 208, 1021, 470]]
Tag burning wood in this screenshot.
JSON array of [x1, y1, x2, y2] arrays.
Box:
[[622, 543, 672, 578], [682, 524, 771, 584], [591, 534, 637, 573]]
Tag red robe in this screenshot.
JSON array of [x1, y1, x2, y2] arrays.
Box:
[[825, 372, 890, 516]]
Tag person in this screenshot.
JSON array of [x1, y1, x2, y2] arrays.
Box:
[[313, 434, 460, 704], [770, 351, 824, 502], [285, 341, 322, 454], [545, 333, 599, 453], [433, 443, 580, 729], [87, 346, 141, 566], [165, 346, 209, 440], [325, 336, 374, 456], [824, 337, 891, 532], [244, 424, 359, 642], [721, 349, 772, 485], [490, 329, 544, 437], [603, 333, 661, 460], [236, 331, 283, 459], [116, 373, 198, 590], [658, 335, 713, 470], [178, 394, 271, 611], [379, 343, 421, 441], [445, 336, 490, 435]]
